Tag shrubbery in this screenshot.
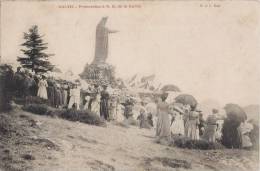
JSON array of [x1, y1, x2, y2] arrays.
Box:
[[29, 96, 48, 105], [22, 104, 49, 115], [58, 109, 106, 126], [22, 104, 105, 127], [172, 135, 224, 150]]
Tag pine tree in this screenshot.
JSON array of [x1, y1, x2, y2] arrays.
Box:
[[17, 25, 54, 74]]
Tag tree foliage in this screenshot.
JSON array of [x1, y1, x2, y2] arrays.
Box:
[[17, 25, 54, 74]]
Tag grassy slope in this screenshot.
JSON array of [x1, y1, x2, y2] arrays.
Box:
[[0, 107, 259, 171]]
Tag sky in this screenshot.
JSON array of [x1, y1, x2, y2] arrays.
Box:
[[1, 1, 260, 106]]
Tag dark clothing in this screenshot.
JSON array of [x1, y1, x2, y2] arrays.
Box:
[[147, 114, 154, 127], [67, 88, 71, 106], [137, 113, 151, 129], [123, 100, 134, 119], [124, 104, 134, 119], [47, 86, 55, 107], [100, 90, 109, 120], [54, 87, 61, 107], [14, 72, 24, 97], [23, 76, 32, 97], [198, 118, 205, 136]]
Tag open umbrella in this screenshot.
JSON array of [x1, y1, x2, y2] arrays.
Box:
[[161, 84, 181, 92], [224, 103, 247, 122], [175, 94, 197, 108]]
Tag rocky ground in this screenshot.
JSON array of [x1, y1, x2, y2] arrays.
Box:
[[0, 107, 259, 171]]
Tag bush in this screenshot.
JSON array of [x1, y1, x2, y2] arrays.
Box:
[[29, 96, 48, 104], [172, 136, 224, 150], [14, 96, 48, 106], [22, 104, 49, 115], [22, 104, 106, 127], [58, 109, 106, 126]]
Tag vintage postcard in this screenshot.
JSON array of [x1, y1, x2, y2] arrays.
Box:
[[0, 0, 259, 170]]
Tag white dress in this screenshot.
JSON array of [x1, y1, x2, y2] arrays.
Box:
[[84, 96, 91, 110], [68, 87, 81, 110], [116, 104, 125, 122], [238, 122, 254, 148], [37, 79, 48, 99], [171, 111, 185, 135], [91, 94, 101, 116]]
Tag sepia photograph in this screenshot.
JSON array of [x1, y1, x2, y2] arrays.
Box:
[[0, 0, 259, 170]]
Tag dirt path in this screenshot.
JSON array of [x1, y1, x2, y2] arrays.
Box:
[[1, 109, 259, 171]]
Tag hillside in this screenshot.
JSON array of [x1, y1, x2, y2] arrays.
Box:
[[0, 107, 259, 171]]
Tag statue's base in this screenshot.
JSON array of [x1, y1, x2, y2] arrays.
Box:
[[80, 62, 116, 86]]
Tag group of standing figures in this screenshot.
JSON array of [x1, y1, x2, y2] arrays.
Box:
[[43, 79, 112, 121], [155, 93, 222, 145], [84, 85, 111, 121], [13, 67, 112, 121], [12, 67, 255, 149]]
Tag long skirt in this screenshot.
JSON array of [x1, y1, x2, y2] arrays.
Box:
[[203, 124, 217, 142], [37, 86, 48, 99], [47, 87, 55, 106], [68, 96, 80, 110], [171, 117, 185, 135], [109, 105, 117, 120], [156, 112, 171, 143], [237, 127, 253, 148], [63, 90, 68, 105], [91, 100, 100, 116], [116, 105, 124, 122], [54, 89, 62, 107], [185, 119, 198, 140], [100, 99, 109, 120]]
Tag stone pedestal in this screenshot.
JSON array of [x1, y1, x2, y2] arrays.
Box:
[[80, 62, 116, 85]]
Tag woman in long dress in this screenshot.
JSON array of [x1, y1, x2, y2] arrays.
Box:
[[68, 84, 81, 110], [54, 84, 61, 108], [37, 75, 48, 100], [170, 106, 185, 136], [91, 94, 101, 116], [100, 85, 109, 120], [237, 121, 253, 149], [116, 103, 125, 122], [183, 105, 191, 136], [202, 109, 218, 142], [47, 79, 55, 107], [62, 83, 69, 106], [84, 95, 91, 110], [137, 106, 151, 129], [185, 107, 199, 140], [109, 95, 117, 120], [156, 93, 171, 144]]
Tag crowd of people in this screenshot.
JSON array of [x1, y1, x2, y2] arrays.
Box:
[[11, 66, 256, 149], [155, 93, 255, 149]]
